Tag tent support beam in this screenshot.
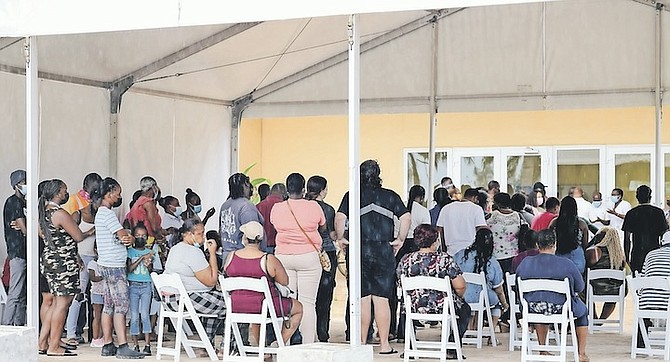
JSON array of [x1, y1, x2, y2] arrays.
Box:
[[0, 63, 109, 88], [347, 14, 362, 348], [130, 87, 231, 106], [25, 36, 40, 330], [427, 14, 439, 192], [250, 8, 465, 102], [116, 22, 261, 84], [230, 93, 253, 173], [654, 2, 664, 205], [108, 77, 134, 178]]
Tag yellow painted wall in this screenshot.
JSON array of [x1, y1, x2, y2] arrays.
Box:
[[240, 107, 669, 206]]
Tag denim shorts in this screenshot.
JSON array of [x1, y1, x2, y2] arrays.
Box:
[[91, 293, 104, 305]]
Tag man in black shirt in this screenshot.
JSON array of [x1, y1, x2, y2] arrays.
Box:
[[2, 170, 27, 326], [622, 185, 669, 274]]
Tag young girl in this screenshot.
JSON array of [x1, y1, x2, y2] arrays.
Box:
[[87, 256, 105, 347], [127, 223, 154, 355]]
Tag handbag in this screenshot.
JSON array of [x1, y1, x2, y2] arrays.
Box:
[[286, 200, 332, 272]]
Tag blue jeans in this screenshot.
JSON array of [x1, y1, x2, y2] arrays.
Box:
[[129, 281, 152, 335], [66, 254, 94, 338]]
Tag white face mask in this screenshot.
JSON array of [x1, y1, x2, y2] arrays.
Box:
[[536, 197, 544, 206], [592, 201, 602, 208], [18, 184, 27, 196], [611, 195, 621, 204]]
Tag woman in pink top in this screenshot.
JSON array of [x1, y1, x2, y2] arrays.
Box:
[[127, 176, 163, 241], [271, 173, 326, 344]]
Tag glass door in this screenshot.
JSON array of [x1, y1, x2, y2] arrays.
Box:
[[453, 149, 500, 192], [501, 148, 550, 196], [607, 147, 653, 205]]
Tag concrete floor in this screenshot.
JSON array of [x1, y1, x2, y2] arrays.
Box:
[[39, 274, 650, 361]]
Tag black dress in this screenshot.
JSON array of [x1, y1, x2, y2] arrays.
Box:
[[338, 187, 408, 299]]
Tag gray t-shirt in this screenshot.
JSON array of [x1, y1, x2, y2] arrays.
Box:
[[219, 197, 265, 252], [164, 242, 210, 292]]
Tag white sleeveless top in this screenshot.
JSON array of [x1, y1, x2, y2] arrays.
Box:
[[78, 219, 96, 257]]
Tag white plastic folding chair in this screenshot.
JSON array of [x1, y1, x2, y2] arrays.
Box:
[[627, 275, 670, 360], [0, 283, 7, 319], [400, 275, 463, 362], [461, 271, 497, 348], [518, 278, 579, 362], [507, 272, 561, 351], [151, 272, 219, 361], [219, 274, 286, 361], [586, 268, 625, 334]]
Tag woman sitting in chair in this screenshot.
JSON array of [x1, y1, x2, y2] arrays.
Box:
[[585, 227, 626, 321], [224, 221, 303, 346], [454, 228, 509, 343], [396, 224, 470, 360], [163, 218, 226, 354], [516, 229, 589, 362]]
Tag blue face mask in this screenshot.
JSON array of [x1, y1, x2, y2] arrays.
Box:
[[174, 206, 183, 217], [592, 201, 602, 208], [611, 195, 621, 204], [193, 204, 202, 214]]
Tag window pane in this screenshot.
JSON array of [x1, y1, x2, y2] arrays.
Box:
[[507, 155, 541, 195], [615, 153, 650, 204], [665, 153, 670, 201], [557, 150, 599, 199], [460, 156, 494, 190], [407, 151, 449, 195]]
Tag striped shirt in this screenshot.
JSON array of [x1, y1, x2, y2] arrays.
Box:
[[95, 206, 126, 268], [639, 245, 670, 310]]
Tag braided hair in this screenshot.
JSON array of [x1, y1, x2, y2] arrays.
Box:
[[38, 179, 65, 249]]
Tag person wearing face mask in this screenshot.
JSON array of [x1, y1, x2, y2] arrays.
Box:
[[588, 192, 609, 231], [2, 170, 28, 326], [184, 188, 216, 226], [158, 196, 184, 247], [529, 182, 547, 216], [128, 176, 164, 244], [126, 223, 155, 356], [605, 188, 631, 233], [441, 176, 454, 189], [219, 174, 265, 264], [37, 179, 91, 356], [164, 218, 226, 355]]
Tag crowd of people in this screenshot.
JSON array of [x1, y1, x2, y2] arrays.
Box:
[[2, 160, 670, 360]]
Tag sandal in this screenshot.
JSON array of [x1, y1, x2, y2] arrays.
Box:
[[486, 337, 500, 346], [579, 354, 590, 362], [379, 348, 398, 355]]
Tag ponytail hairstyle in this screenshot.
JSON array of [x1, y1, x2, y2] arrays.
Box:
[[38, 179, 65, 249], [406, 185, 425, 213], [185, 188, 201, 206], [92, 177, 121, 204], [305, 175, 327, 201], [159, 195, 178, 212]]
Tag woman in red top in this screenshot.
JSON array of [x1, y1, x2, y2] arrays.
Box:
[[127, 176, 163, 241], [224, 221, 303, 345]]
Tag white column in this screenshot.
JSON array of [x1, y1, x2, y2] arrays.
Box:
[[24, 36, 40, 329], [427, 19, 439, 192], [347, 14, 362, 347], [653, 6, 663, 206]]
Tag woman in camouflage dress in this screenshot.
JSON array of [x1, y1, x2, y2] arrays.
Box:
[[37, 179, 91, 356]]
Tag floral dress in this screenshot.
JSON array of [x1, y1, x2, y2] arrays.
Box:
[[396, 251, 464, 314], [488, 210, 526, 262]]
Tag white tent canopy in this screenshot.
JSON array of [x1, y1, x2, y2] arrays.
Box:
[[0, 0, 667, 343]]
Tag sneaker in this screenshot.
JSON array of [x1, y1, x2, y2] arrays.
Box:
[[90, 338, 105, 348], [133, 345, 140, 353], [142, 345, 151, 356], [116, 344, 145, 359], [75, 335, 86, 344], [101, 343, 118, 357]]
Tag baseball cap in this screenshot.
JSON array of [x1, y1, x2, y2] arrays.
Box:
[[240, 221, 264, 241], [533, 182, 546, 192]]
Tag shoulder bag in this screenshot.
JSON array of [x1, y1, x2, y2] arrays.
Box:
[[286, 200, 332, 272]]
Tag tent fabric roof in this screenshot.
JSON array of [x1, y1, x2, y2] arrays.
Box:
[[0, 0, 667, 117]]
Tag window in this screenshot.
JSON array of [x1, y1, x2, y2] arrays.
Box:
[[615, 153, 650, 204], [460, 156, 494, 190], [557, 149, 600, 199], [507, 155, 541, 195], [406, 151, 449, 195]]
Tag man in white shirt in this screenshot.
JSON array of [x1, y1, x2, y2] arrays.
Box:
[[606, 188, 632, 231], [571, 187, 592, 220], [436, 188, 487, 255], [588, 191, 608, 230]]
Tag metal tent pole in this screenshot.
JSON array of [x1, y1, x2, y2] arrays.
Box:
[[24, 36, 39, 329], [428, 16, 439, 192], [654, 3, 664, 206], [347, 14, 362, 347]]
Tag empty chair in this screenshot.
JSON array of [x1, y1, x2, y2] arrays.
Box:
[[627, 275, 670, 360], [586, 268, 625, 334], [461, 271, 498, 348], [401, 275, 463, 362], [151, 272, 218, 361], [518, 278, 579, 362]]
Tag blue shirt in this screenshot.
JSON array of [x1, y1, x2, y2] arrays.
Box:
[[516, 252, 587, 318], [454, 249, 503, 306], [127, 247, 153, 282]]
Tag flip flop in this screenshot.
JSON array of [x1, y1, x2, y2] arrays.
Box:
[[38, 349, 46, 355], [379, 348, 398, 355], [46, 349, 78, 357]]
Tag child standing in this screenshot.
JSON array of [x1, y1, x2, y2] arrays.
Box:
[[87, 256, 105, 347], [127, 223, 154, 355]]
